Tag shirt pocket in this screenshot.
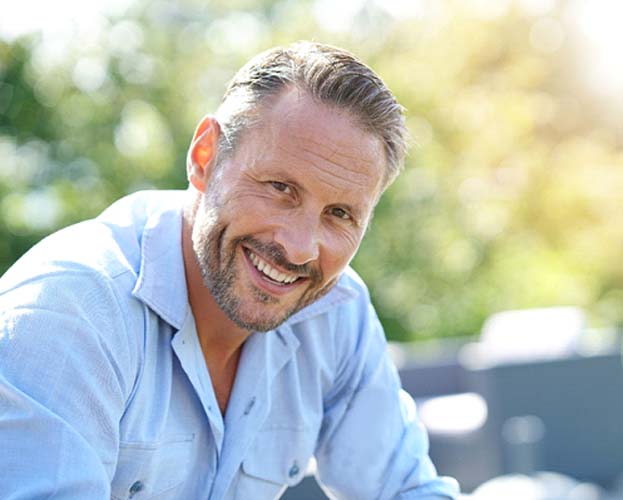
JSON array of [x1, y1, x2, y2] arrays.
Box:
[[111, 434, 194, 500], [237, 427, 315, 499]]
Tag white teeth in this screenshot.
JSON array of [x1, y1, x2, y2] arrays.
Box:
[[266, 265, 280, 281], [264, 262, 275, 277], [248, 251, 298, 284]]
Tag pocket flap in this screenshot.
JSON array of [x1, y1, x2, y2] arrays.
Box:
[[241, 428, 312, 486], [111, 434, 194, 499]]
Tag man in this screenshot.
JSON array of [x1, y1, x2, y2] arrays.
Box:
[[0, 42, 459, 499]]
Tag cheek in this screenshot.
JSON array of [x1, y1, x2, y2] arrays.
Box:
[[222, 189, 279, 224], [321, 235, 360, 279]]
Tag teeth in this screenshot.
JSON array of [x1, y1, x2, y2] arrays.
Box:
[[248, 251, 298, 284]]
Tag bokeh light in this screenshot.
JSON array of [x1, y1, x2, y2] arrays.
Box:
[[0, 0, 621, 341]]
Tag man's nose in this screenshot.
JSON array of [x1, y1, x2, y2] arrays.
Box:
[[273, 219, 320, 266]]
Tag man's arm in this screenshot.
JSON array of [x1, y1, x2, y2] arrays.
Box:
[[0, 270, 136, 498], [314, 289, 459, 499]]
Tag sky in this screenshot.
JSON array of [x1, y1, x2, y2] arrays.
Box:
[[1, 0, 622, 101]]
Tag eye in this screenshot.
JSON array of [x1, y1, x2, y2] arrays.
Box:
[[330, 207, 351, 220], [270, 181, 292, 195]]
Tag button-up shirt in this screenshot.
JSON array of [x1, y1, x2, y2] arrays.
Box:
[[0, 190, 459, 499]]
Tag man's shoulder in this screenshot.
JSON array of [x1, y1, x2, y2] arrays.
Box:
[[0, 190, 184, 295]]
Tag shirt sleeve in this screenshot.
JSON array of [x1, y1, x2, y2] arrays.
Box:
[[0, 269, 137, 499], [313, 292, 460, 499]]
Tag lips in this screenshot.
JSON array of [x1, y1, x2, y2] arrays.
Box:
[[242, 247, 305, 291]]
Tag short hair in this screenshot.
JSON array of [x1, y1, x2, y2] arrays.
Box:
[[215, 41, 408, 188]]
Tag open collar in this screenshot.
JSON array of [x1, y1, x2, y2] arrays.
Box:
[[283, 274, 359, 327], [131, 200, 189, 331]]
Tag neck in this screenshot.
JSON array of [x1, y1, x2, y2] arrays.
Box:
[[181, 195, 250, 369]]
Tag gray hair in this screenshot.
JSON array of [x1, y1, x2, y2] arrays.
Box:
[[215, 41, 408, 188]]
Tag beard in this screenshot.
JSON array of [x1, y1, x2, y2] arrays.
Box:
[[191, 203, 337, 332]]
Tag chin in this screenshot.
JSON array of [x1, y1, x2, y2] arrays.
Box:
[[229, 296, 297, 332], [229, 310, 290, 333]]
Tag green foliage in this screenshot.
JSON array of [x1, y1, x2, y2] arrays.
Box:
[[1, 0, 621, 341]]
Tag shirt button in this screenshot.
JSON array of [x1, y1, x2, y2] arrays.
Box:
[[288, 462, 300, 478], [129, 480, 144, 498], [243, 396, 256, 415]]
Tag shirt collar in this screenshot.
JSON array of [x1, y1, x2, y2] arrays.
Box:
[[283, 272, 359, 326], [132, 200, 189, 330]]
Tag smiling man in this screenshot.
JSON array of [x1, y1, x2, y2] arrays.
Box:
[[0, 42, 459, 499]]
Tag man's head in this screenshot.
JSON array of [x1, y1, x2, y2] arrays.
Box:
[[215, 41, 407, 189], [186, 42, 407, 332]]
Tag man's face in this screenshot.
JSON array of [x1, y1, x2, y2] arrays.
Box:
[[192, 89, 385, 332]]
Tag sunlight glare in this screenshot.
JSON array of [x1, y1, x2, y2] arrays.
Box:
[[568, 0, 623, 97], [0, 0, 135, 41]]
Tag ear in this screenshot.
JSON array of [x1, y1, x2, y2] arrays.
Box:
[[186, 115, 221, 192]]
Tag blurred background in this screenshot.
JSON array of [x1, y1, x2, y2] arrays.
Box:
[[1, 0, 621, 498]]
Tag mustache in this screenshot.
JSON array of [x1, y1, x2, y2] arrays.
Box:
[[237, 236, 321, 280]]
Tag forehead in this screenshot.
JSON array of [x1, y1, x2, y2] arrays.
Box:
[[238, 88, 386, 202]]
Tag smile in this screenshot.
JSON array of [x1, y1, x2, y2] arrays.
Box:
[[245, 249, 300, 285]]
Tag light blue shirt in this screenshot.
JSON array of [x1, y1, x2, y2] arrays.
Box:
[[0, 190, 459, 499]]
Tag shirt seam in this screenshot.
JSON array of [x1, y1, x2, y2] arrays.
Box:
[[107, 270, 143, 412]]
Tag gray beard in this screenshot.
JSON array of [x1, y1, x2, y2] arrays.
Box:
[[192, 210, 336, 332]]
